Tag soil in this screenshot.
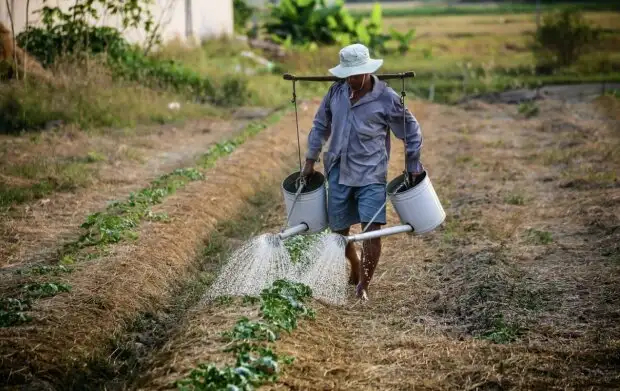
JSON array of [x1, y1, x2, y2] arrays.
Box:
[[0, 114, 268, 271], [1, 94, 619, 390], [133, 97, 619, 390]]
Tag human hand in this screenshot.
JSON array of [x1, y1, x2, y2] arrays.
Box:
[[301, 159, 315, 181]]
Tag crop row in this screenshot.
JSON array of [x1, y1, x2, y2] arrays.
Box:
[[176, 279, 315, 390]]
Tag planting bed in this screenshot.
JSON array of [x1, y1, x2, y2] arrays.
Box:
[[0, 100, 319, 388], [2, 93, 619, 390]]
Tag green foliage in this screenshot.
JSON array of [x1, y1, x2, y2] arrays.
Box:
[[504, 192, 526, 205], [68, 168, 203, 251], [16, 0, 249, 107], [0, 86, 68, 134], [0, 298, 33, 327], [526, 228, 553, 245], [176, 280, 313, 390], [1, 281, 72, 328], [264, 0, 391, 53], [533, 8, 600, 68], [234, 0, 256, 33], [21, 282, 72, 299], [518, 101, 540, 118], [389, 28, 416, 54], [283, 235, 313, 263], [59, 117, 272, 260], [477, 314, 523, 344], [15, 265, 73, 276]]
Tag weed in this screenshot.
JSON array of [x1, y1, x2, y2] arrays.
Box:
[[15, 265, 73, 276], [68, 168, 204, 251], [21, 282, 72, 299], [526, 228, 553, 245], [0, 298, 33, 327], [0, 281, 72, 328], [283, 234, 317, 264], [175, 280, 314, 390], [477, 313, 524, 344], [505, 192, 526, 205], [518, 101, 540, 118]]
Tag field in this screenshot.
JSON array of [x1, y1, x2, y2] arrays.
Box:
[[1, 1, 619, 390]]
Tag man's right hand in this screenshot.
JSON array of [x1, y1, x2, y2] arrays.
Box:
[[301, 159, 315, 181]]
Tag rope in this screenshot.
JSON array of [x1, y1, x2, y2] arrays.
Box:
[[280, 80, 306, 234], [292, 80, 303, 175], [361, 75, 410, 234]]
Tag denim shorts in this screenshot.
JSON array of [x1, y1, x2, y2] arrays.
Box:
[[327, 162, 387, 232]]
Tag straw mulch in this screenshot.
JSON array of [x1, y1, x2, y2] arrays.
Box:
[[0, 100, 319, 387], [135, 99, 620, 390], [0, 118, 242, 270]]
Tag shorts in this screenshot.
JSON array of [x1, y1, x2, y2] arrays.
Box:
[[327, 162, 387, 232]]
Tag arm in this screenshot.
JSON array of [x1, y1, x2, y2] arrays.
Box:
[[302, 84, 335, 177], [386, 90, 424, 175], [305, 85, 334, 163]]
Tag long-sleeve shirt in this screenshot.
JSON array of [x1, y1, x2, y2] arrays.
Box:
[[305, 75, 424, 187]]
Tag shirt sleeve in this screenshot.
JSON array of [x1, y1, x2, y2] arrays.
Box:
[[386, 89, 424, 173], [305, 83, 336, 162]]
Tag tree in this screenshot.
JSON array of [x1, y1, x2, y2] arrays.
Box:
[[533, 8, 599, 68]]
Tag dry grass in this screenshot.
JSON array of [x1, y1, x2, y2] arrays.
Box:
[[0, 58, 215, 134], [0, 116, 249, 270], [130, 98, 619, 390], [0, 101, 319, 387], [386, 12, 620, 37]]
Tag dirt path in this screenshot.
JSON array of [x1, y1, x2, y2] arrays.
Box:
[[0, 110, 275, 270], [135, 97, 620, 390], [0, 101, 316, 389]]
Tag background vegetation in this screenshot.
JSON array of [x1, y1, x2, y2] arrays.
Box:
[[1, 0, 618, 135]]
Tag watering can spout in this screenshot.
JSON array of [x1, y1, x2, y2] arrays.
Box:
[[345, 224, 413, 243], [278, 223, 309, 240]]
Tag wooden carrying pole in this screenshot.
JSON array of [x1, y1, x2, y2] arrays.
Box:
[[283, 71, 415, 82]]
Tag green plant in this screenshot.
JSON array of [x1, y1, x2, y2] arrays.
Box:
[[518, 101, 540, 118], [526, 228, 553, 245], [234, 0, 256, 33], [176, 280, 313, 390], [477, 313, 523, 344], [264, 0, 390, 54], [21, 282, 72, 299], [15, 265, 73, 276], [389, 28, 416, 54], [504, 192, 526, 205], [16, 1, 247, 107], [1, 281, 72, 327], [0, 298, 33, 327], [533, 8, 599, 68], [68, 168, 204, 251]]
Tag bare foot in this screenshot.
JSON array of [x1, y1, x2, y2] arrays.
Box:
[[356, 283, 369, 301], [348, 272, 359, 285]]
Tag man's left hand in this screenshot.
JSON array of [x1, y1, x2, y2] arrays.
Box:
[[407, 171, 423, 186]]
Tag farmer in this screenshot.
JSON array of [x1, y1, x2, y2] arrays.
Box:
[[301, 43, 424, 301]]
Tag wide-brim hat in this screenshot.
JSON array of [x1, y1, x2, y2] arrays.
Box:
[[328, 43, 383, 79]]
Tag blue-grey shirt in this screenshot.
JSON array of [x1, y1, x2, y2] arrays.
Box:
[[305, 75, 424, 187]]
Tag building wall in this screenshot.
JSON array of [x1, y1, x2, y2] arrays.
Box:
[[0, 0, 233, 46]]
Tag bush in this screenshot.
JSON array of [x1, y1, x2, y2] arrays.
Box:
[[234, 0, 256, 33], [533, 8, 599, 68], [264, 0, 395, 54], [15, 1, 249, 108]]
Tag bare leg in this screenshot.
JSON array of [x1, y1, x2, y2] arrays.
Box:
[[357, 222, 382, 300], [333, 227, 360, 285]]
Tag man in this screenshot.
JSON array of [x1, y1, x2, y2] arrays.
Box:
[[301, 43, 424, 301]]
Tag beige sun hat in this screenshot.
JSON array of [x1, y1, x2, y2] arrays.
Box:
[[328, 43, 384, 79]]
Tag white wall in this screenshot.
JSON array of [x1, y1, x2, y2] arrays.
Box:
[[0, 0, 233, 46], [192, 1, 234, 40]]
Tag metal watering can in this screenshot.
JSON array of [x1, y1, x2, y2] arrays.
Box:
[[277, 71, 445, 243]]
